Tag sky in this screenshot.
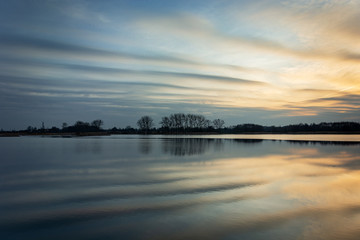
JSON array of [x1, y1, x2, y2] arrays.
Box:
[[0, 0, 360, 130]]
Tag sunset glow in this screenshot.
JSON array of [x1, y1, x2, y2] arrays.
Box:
[[1, 0, 359, 129]]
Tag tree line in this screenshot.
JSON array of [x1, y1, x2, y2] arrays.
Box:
[[229, 122, 360, 133], [2, 114, 360, 135], [137, 113, 224, 134], [135, 115, 360, 134], [21, 119, 105, 134]]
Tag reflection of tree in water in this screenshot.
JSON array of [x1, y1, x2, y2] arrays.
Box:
[[233, 139, 263, 144], [139, 138, 152, 154], [161, 138, 266, 156], [162, 138, 224, 156]]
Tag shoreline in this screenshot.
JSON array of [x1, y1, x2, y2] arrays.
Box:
[[2, 131, 360, 138], [0, 132, 112, 137]]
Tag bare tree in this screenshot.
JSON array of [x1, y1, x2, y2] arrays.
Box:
[[213, 119, 225, 129], [187, 114, 196, 128], [173, 113, 186, 129], [159, 113, 215, 132], [196, 115, 206, 128], [91, 119, 104, 129], [137, 116, 154, 134], [204, 119, 212, 128], [160, 116, 171, 129]]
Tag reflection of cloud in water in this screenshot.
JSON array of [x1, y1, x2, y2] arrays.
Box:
[[3, 137, 360, 239], [75, 140, 103, 154]]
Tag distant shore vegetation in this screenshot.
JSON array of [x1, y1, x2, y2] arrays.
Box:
[[1, 113, 360, 136]]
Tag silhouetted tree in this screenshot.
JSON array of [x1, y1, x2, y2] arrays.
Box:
[[169, 113, 186, 130], [75, 121, 89, 127], [137, 116, 153, 134], [196, 115, 206, 128], [158, 113, 217, 133], [160, 117, 171, 131], [41, 121, 45, 132], [187, 114, 196, 128], [67, 121, 91, 132], [204, 119, 212, 128], [233, 124, 264, 133], [91, 119, 104, 130], [49, 126, 60, 133], [26, 126, 34, 132], [213, 119, 225, 129]]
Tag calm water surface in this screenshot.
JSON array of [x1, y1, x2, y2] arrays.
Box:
[[1, 135, 360, 240]]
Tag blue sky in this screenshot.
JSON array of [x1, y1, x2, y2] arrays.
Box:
[[1, 0, 360, 129]]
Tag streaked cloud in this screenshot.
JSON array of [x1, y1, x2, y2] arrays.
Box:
[[0, 0, 359, 129]]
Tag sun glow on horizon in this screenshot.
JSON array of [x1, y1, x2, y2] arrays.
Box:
[[0, 0, 359, 129]]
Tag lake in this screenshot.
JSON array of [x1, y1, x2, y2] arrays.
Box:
[[1, 135, 360, 240]]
